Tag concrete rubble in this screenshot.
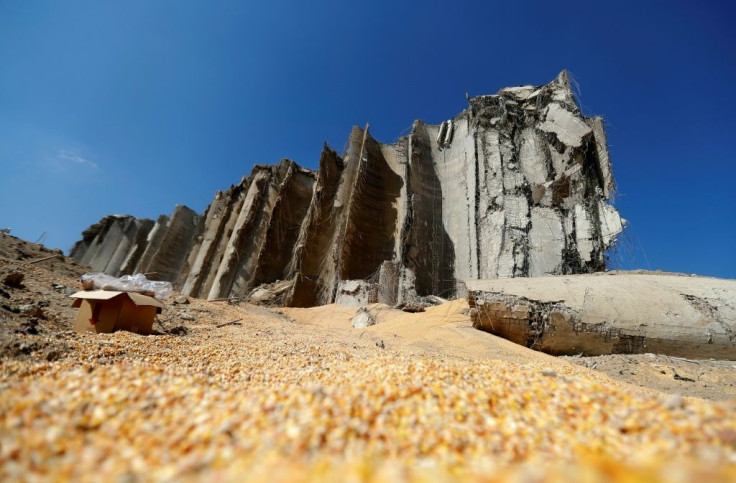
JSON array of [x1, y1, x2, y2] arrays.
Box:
[[467, 273, 736, 359], [70, 71, 626, 307], [351, 308, 377, 329]]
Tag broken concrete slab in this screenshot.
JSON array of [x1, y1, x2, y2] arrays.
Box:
[[539, 103, 593, 148], [467, 273, 736, 359], [248, 279, 293, 306], [351, 307, 376, 328], [528, 207, 564, 276], [335, 280, 378, 307]]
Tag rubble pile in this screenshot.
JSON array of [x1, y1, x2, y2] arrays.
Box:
[[70, 72, 625, 306]]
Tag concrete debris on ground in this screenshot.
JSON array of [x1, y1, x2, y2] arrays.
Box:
[[466, 271, 736, 359], [173, 295, 189, 305], [351, 307, 376, 328], [69, 71, 625, 308]]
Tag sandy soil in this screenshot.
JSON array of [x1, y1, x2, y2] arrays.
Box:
[[282, 301, 736, 401]]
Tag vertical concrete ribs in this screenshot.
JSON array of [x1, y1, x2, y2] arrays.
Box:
[[70, 71, 626, 306]]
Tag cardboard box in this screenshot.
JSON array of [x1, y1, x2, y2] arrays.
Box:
[[70, 290, 165, 335]]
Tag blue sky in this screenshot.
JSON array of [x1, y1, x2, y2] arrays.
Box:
[[0, 1, 734, 278]]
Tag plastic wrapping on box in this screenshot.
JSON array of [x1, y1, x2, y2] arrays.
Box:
[[80, 273, 173, 300]]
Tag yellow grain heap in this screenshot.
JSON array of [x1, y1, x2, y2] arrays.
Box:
[[1, 305, 735, 482]]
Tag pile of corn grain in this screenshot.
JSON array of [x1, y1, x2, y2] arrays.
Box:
[[2, 307, 735, 482]]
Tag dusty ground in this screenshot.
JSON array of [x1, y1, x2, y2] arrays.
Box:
[[281, 301, 736, 401], [1, 232, 735, 481]]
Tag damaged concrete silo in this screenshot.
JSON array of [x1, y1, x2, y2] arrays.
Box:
[[70, 71, 626, 306], [69, 215, 154, 275], [284, 144, 346, 307], [205, 159, 316, 301], [179, 178, 251, 298]]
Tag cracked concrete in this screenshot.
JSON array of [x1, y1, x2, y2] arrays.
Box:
[[70, 71, 626, 306], [467, 272, 736, 359]]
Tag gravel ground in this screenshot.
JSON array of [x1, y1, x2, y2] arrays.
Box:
[[1, 233, 736, 481]]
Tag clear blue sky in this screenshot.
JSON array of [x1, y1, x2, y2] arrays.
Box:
[[0, 1, 734, 278]]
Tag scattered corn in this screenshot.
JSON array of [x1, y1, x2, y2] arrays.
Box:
[[1, 309, 735, 482]]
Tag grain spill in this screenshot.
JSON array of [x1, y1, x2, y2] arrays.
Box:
[[1, 296, 736, 482]]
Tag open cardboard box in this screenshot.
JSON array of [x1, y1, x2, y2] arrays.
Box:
[[70, 290, 165, 335]]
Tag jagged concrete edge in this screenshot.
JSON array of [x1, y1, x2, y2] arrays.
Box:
[[466, 274, 736, 359], [69, 71, 627, 307]]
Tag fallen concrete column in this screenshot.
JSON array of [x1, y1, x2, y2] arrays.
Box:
[[467, 274, 736, 359], [248, 279, 293, 306], [335, 279, 378, 307]]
